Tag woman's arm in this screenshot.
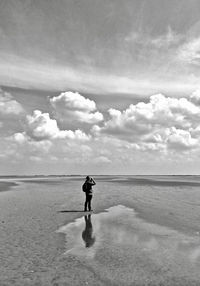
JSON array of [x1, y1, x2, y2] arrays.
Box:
[[90, 178, 96, 185]]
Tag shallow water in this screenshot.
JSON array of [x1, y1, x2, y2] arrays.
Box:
[[57, 205, 200, 285]]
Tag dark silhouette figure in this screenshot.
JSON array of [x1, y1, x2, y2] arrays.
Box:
[[82, 214, 96, 248], [83, 176, 96, 211]]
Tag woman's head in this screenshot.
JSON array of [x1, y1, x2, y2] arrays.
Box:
[[86, 176, 91, 181]]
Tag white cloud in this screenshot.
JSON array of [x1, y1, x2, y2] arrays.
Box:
[[177, 37, 200, 65], [167, 127, 198, 150], [29, 156, 42, 162], [25, 110, 90, 141], [125, 27, 180, 49], [0, 88, 24, 115], [100, 93, 200, 134], [26, 110, 61, 140], [6, 109, 91, 163], [13, 132, 27, 144], [1, 53, 199, 97], [50, 91, 103, 125], [190, 89, 200, 104], [93, 93, 200, 152], [151, 27, 181, 48], [3, 90, 200, 174], [12, 132, 53, 155], [93, 156, 111, 164], [11, 133, 52, 153], [50, 91, 96, 112]]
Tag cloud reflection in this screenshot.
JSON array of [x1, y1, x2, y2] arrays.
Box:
[[57, 205, 200, 282]]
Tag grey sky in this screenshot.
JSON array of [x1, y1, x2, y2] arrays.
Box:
[[1, 0, 200, 93]]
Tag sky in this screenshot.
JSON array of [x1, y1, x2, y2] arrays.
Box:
[[1, 0, 200, 175]]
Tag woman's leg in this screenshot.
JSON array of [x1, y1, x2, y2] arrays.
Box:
[[84, 194, 93, 211], [88, 195, 92, 211], [84, 194, 88, 211]]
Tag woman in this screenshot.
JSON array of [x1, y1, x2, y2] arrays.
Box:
[[83, 176, 96, 212]]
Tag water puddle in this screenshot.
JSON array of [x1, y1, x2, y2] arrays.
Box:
[[57, 205, 200, 284]]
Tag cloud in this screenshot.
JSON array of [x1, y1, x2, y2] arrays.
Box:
[[125, 27, 180, 49], [93, 92, 200, 152], [167, 127, 198, 150], [25, 110, 61, 140], [50, 91, 103, 125], [150, 27, 181, 48], [0, 88, 24, 115], [25, 110, 90, 141], [12, 132, 52, 152], [4, 106, 92, 163], [1, 51, 199, 99], [29, 156, 42, 162], [51, 91, 96, 112], [3, 90, 200, 174], [190, 89, 200, 104], [93, 156, 111, 164], [13, 132, 27, 144], [177, 37, 200, 65], [2, 132, 53, 164]]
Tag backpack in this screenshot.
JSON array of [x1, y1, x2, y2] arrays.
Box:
[[82, 182, 88, 192]]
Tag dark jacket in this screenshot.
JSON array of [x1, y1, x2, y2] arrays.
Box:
[[85, 180, 96, 194]]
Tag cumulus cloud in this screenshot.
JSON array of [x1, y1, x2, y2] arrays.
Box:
[[26, 110, 61, 140], [93, 92, 200, 152], [24, 110, 90, 141], [51, 91, 96, 112], [1, 132, 53, 164], [3, 89, 200, 173], [5, 108, 92, 164], [50, 91, 103, 125], [98, 93, 200, 133], [0, 88, 24, 115], [190, 89, 200, 105], [12, 132, 52, 152], [167, 127, 198, 150], [13, 132, 27, 144]]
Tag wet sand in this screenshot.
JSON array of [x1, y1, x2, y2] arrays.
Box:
[[0, 176, 200, 285], [0, 181, 18, 192]]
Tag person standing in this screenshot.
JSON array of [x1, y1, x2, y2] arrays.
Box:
[[83, 176, 96, 211]]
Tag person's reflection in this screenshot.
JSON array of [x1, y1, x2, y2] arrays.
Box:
[[82, 214, 96, 248]]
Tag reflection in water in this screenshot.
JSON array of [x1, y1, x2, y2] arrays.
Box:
[[82, 215, 96, 248], [57, 205, 200, 284]]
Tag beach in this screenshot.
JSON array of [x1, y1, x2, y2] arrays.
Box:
[[0, 176, 200, 285]]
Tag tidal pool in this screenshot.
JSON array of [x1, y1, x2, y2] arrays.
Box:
[[57, 205, 200, 285]]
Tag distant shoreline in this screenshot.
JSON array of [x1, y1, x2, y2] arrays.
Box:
[[0, 174, 200, 178]]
